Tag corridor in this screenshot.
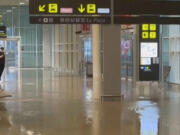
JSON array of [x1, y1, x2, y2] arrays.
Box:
[[0, 68, 180, 135]]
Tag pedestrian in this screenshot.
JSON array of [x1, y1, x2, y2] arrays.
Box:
[[0, 47, 5, 81], [0, 47, 11, 97]]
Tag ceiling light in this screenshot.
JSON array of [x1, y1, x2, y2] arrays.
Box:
[[6, 10, 12, 13], [19, 2, 25, 5], [12, 7, 17, 9]]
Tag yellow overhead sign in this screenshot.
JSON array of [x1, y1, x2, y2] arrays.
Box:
[[150, 32, 156, 39], [141, 24, 157, 39], [39, 5, 46, 12], [150, 24, 156, 31], [142, 24, 149, 31], [37, 3, 98, 14], [142, 32, 149, 39], [87, 4, 96, 14], [78, 4, 85, 13], [48, 3, 58, 13]]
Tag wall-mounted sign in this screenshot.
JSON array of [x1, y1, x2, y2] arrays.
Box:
[[140, 42, 158, 58], [29, 0, 111, 24], [82, 24, 91, 32], [139, 24, 159, 81], [140, 24, 159, 41], [0, 26, 7, 38]]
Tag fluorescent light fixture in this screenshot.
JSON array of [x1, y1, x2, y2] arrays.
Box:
[[6, 10, 12, 12], [12, 7, 17, 9], [19, 2, 25, 5]]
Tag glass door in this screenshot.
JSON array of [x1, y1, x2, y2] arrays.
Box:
[[4, 40, 18, 68]]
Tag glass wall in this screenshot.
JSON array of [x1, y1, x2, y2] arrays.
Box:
[[0, 5, 86, 75], [53, 24, 82, 75], [1, 5, 43, 68], [83, 38, 92, 63], [121, 28, 135, 78], [4, 40, 18, 67], [162, 25, 180, 84]]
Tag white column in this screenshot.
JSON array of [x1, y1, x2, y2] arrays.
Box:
[[67, 25, 72, 74], [43, 25, 52, 68], [54, 24, 60, 71], [92, 24, 102, 99], [51, 25, 55, 68], [18, 39, 21, 68]]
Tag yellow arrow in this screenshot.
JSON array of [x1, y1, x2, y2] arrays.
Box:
[[39, 5, 46, 12], [78, 4, 85, 13]]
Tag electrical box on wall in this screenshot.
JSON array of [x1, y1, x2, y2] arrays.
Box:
[[139, 24, 159, 81]]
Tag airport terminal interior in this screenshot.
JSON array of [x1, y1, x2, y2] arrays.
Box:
[[0, 0, 180, 135]]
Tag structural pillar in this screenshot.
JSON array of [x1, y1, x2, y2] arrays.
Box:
[[133, 25, 140, 87], [43, 25, 52, 68], [92, 24, 102, 99], [103, 25, 121, 97], [54, 24, 60, 71]]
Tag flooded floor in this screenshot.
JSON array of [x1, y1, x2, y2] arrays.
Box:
[[0, 68, 180, 135]]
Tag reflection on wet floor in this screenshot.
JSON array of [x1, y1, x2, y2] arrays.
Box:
[[0, 68, 180, 135], [132, 101, 159, 135]]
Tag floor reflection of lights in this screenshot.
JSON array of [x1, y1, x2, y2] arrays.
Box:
[[131, 100, 159, 135]]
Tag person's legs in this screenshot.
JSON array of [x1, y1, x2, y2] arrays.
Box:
[[0, 64, 11, 97], [0, 64, 5, 81]]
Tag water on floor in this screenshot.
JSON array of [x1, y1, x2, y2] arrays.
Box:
[[0, 68, 180, 135]]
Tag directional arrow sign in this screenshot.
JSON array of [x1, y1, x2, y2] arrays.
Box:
[[39, 5, 46, 12], [78, 4, 85, 13]]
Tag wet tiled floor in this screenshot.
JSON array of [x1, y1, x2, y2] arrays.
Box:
[[0, 68, 180, 135]]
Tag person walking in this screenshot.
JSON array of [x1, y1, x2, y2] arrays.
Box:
[[0, 47, 11, 97], [0, 47, 5, 81]]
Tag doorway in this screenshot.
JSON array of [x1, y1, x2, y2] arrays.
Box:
[[121, 27, 135, 79], [82, 37, 92, 77], [0, 37, 20, 84], [0, 37, 20, 68]]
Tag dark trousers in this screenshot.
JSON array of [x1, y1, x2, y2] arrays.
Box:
[[0, 64, 5, 80]]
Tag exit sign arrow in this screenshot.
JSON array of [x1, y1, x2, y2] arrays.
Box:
[[39, 5, 46, 12], [78, 4, 85, 13]]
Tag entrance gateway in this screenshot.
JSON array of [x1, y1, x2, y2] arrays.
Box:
[[29, 0, 180, 83], [0, 37, 21, 68]]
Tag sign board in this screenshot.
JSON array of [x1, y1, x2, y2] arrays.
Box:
[[0, 26, 7, 38], [29, 0, 111, 24], [114, 0, 180, 15], [30, 0, 180, 24], [82, 24, 91, 32], [30, 16, 111, 24], [114, 0, 180, 24], [114, 15, 180, 24], [139, 24, 159, 81]]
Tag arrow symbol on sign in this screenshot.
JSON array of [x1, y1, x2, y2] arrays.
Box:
[[39, 5, 46, 12], [78, 4, 85, 13]]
